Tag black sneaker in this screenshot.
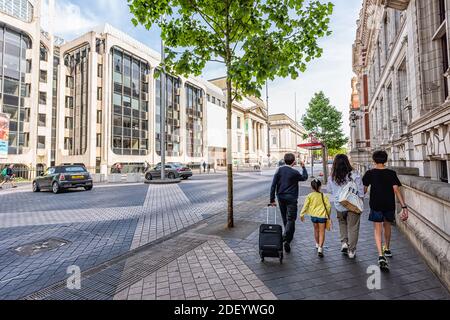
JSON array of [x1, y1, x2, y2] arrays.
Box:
[[284, 242, 291, 253], [383, 245, 392, 258], [378, 256, 389, 270], [318, 247, 324, 258]]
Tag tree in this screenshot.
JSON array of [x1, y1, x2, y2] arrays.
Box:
[[328, 147, 348, 157], [301, 91, 348, 150], [128, 0, 334, 228]]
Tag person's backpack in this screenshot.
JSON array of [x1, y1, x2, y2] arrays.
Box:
[[1, 168, 7, 177]]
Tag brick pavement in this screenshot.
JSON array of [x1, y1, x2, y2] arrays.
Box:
[[1, 172, 449, 300]]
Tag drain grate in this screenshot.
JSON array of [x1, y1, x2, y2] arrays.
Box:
[[23, 235, 207, 300], [12, 238, 70, 256]]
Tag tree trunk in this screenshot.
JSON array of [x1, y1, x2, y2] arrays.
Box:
[[226, 77, 234, 228]]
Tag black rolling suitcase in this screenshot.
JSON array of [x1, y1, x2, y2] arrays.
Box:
[[259, 206, 283, 264]]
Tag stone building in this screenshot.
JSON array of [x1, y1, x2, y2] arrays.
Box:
[[352, 0, 450, 182], [268, 113, 309, 164], [352, 0, 450, 290], [208, 77, 269, 167]]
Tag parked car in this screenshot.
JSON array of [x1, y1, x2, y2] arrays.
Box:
[[32, 165, 93, 194], [167, 162, 193, 180], [145, 164, 180, 181]]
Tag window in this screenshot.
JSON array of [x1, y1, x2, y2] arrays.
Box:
[[442, 35, 449, 100], [272, 136, 277, 145], [97, 110, 102, 124], [66, 76, 74, 88], [96, 134, 102, 147], [65, 117, 73, 129], [97, 87, 102, 100], [237, 117, 241, 129], [0, 0, 34, 22], [64, 137, 72, 150], [440, 160, 448, 183], [38, 114, 46, 127], [37, 136, 45, 149], [207, 94, 210, 102], [65, 96, 73, 109], [212, 96, 216, 104], [439, 0, 446, 24], [39, 70, 47, 82], [39, 92, 46, 105], [217, 99, 221, 106], [40, 45, 48, 61], [98, 64, 103, 78]]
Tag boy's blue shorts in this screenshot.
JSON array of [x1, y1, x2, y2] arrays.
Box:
[[311, 217, 327, 224], [369, 210, 395, 223]]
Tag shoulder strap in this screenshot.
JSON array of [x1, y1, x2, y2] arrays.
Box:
[[320, 192, 330, 218]]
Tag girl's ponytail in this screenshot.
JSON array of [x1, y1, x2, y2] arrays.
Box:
[[311, 179, 322, 193]]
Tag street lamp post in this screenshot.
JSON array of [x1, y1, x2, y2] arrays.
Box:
[[266, 81, 270, 168], [295, 92, 298, 164], [160, 22, 167, 180]]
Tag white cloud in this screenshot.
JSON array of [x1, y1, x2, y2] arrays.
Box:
[[40, 0, 99, 40]]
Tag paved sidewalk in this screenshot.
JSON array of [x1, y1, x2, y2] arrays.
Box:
[[23, 183, 450, 300]]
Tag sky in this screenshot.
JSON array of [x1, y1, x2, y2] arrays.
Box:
[[41, 0, 363, 137]]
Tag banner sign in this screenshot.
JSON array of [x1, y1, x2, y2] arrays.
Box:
[[0, 112, 10, 159]]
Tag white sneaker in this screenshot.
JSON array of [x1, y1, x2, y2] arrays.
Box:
[[348, 250, 356, 259], [315, 243, 319, 249], [341, 243, 349, 255]]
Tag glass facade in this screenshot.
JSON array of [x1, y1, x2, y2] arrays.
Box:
[[111, 47, 149, 156], [0, 26, 31, 154], [0, 0, 33, 23], [64, 45, 89, 156], [155, 71, 181, 156], [185, 83, 204, 158], [51, 50, 59, 165]]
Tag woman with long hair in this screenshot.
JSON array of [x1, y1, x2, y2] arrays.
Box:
[[327, 154, 364, 259]]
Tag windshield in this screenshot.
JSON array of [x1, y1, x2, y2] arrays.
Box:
[[170, 163, 183, 168], [61, 166, 87, 173]]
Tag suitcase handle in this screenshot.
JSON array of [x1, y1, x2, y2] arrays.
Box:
[[266, 205, 277, 224]]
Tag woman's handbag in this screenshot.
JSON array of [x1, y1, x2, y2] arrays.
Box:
[[320, 193, 332, 231], [338, 177, 364, 214]]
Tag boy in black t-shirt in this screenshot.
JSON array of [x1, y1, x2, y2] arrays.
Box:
[[362, 151, 409, 269]]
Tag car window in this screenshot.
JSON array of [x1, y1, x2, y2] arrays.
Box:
[[61, 166, 86, 173], [46, 168, 55, 175], [165, 165, 172, 169]]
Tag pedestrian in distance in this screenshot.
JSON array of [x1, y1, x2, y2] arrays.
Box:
[[202, 161, 207, 173], [270, 153, 309, 253], [362, 150, 409, 270], [0, 164, 17, 190], [300, 179, 332, 257], [327, 154, 364, 259]]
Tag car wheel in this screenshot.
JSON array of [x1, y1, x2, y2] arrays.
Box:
[[52, 182, 60, 194], [145, 172, 153, 181], [32, 181, 40, 192], [168, 172, 175, 179], [84, 186, 93, 191]]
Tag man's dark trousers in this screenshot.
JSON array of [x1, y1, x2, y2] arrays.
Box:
[[277, 195, 298, 244]]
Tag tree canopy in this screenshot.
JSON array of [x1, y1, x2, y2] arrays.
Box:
[[301, 91, 348, 150], [128, 0, 334, 99]]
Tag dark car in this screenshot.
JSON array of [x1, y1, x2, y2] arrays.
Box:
[[157, 162, 193, 180], [145, 164, 180, 181], [32, 165, 93, 194]]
